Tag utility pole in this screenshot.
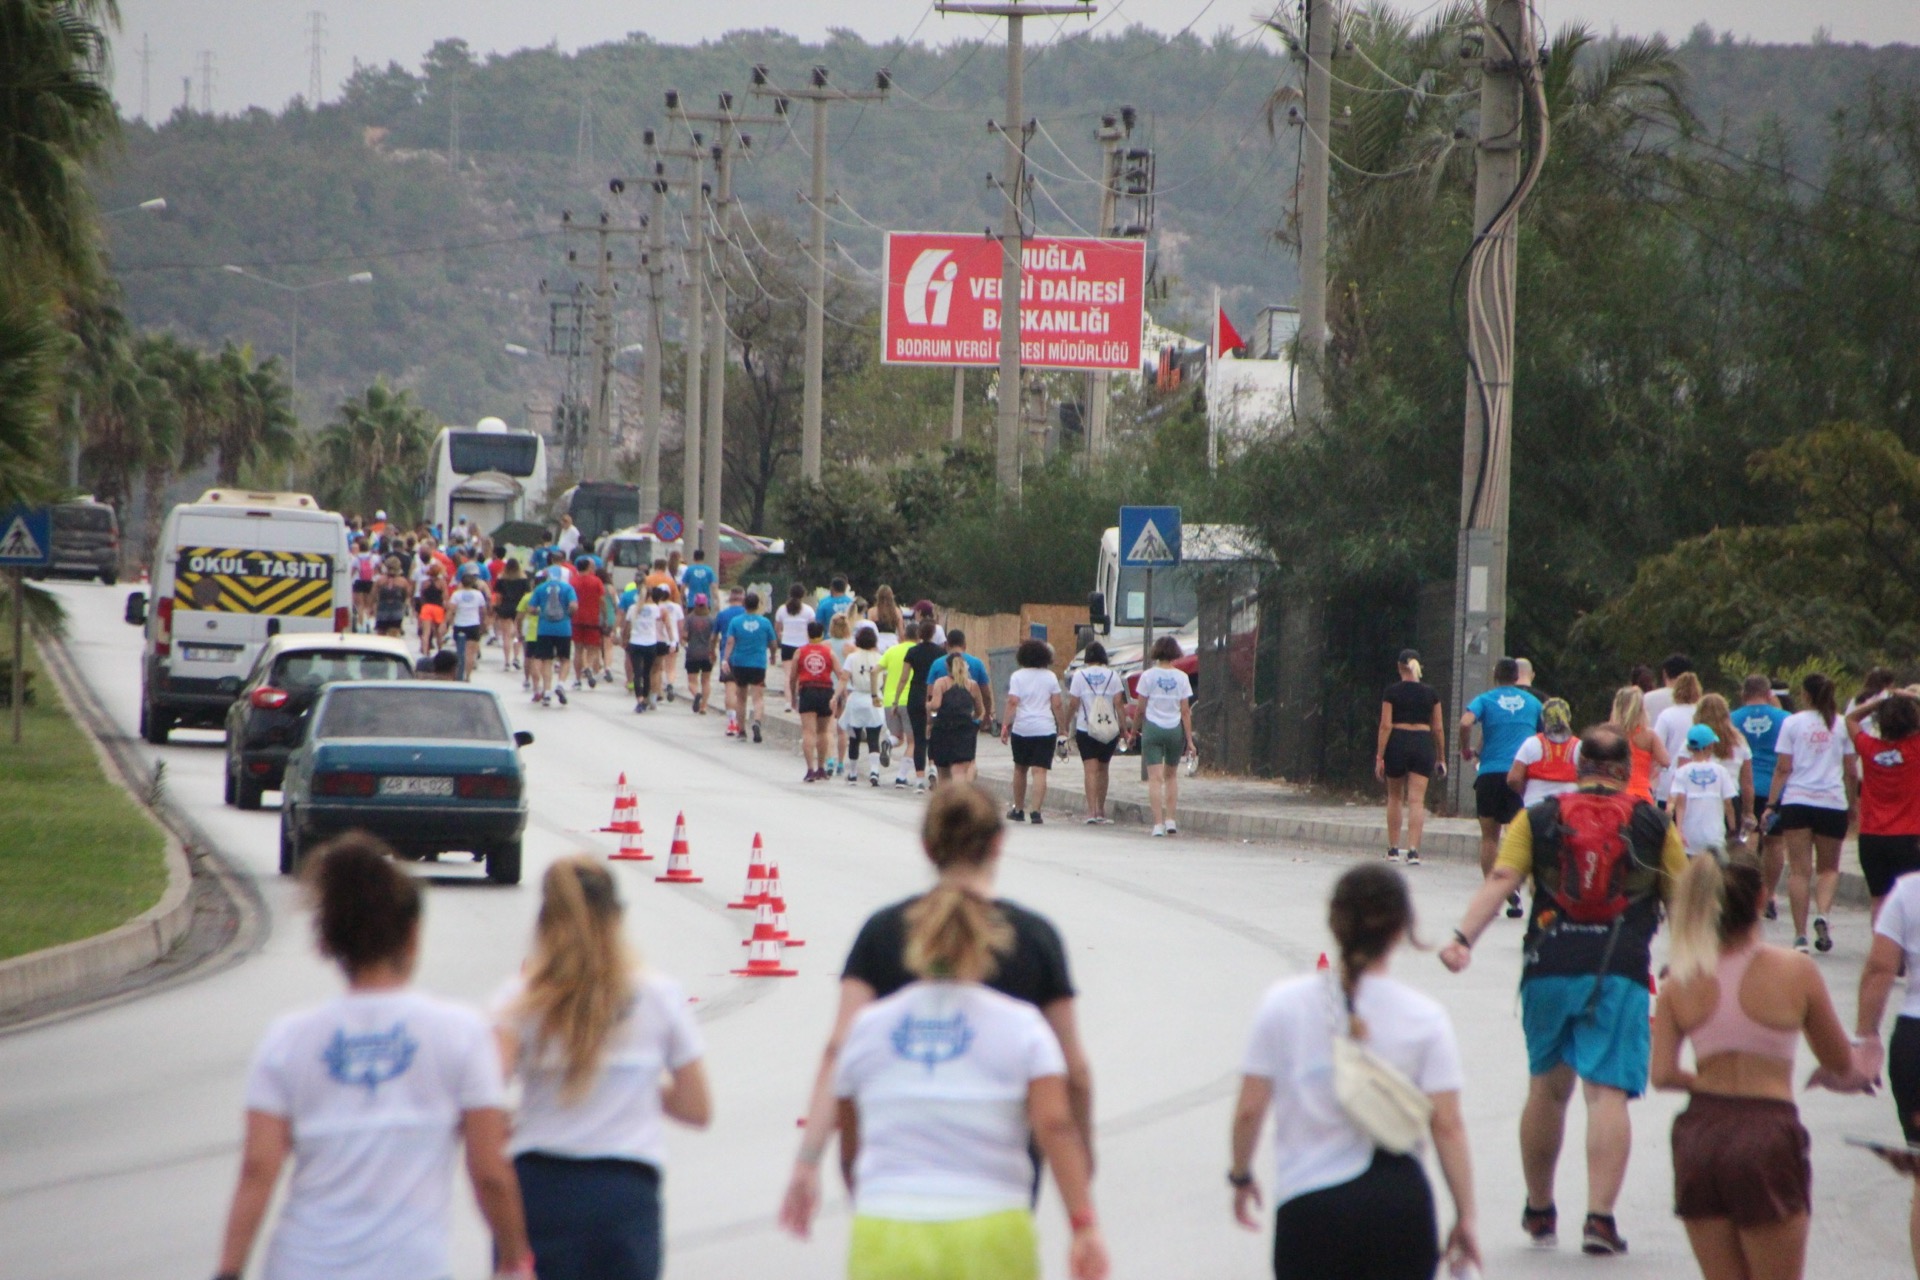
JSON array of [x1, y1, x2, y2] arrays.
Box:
[[937, 1, 1095, 499], [749, 64, 890, 484], [640, 175, 669, 524], [198, 51, 214, 114], [307, 11, 325, 105], [1294, 0, 1332, 423], [1086, 113, 1123, 465], [652, 119, 710, 541], [139, 34, 152, 121], [1447, 0, 1540, 812], [951, 368, 965, 442], [561, 211, 635, 481]]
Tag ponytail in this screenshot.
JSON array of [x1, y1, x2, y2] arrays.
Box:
[[1667, 854, 1764, 984], [1327, 865, 1415, 1009], [904, 883, 1013, 983], [1805, 673, 1838, 729], [516, 856, 636, 1101]]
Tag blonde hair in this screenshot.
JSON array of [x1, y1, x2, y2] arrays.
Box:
[[1695, 694, 1737, 761], [904, 883, 1013, 982], [514, 857, 637, 1101], [1672, 671, 1703, 706], [1610, 685, 1646, 736], [1403, 658, 1423, 681], [1666, 854, 1764, 985], [829, 611, 852, 641]]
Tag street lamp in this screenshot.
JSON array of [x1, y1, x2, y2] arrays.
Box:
[[220, 265, 373, 420], [104, 196, 167, 216], [503, 343, 532, 357]]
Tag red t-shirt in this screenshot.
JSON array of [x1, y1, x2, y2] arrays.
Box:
[[572, 574, 606, 633], [794, 641, 836, 688], [1855, 731, 1920, 835]]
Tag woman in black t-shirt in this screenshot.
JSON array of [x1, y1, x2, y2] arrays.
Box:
[[776, 782, 1091, 1239], [1376, 648, 1446, 865]]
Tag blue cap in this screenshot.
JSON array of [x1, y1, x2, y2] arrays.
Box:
[[1686, 724, 1719, 749]]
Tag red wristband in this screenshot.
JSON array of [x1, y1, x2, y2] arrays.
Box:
[[1069, 1209, 1097, 1232]]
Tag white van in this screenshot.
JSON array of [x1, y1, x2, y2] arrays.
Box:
[[129, 490, 351, 744]]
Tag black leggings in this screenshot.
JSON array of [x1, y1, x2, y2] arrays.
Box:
[[847, 726, 881, 761], [1273, 1151, 1437, 1280], [628, 645, 656, 697], [906, 702, 929, 773]]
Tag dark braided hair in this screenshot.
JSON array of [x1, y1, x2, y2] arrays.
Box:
[[1328, 864, 1416, 1008]]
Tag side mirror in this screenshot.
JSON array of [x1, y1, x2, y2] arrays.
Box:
[[124, 590, 147, 626], [1087, 590, 1109, 632], [514, 730, 535, 747]]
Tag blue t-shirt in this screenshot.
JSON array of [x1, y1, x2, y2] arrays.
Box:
[[1467, 686, 1543, 774], [527, 580, 577, 638], [815, 592, 855, 630], [1734, 703, 1790, 795], [680, 562, 718, 606], [725, 613, 776, 668], [618, 583, 640, 612], [713, 604, 743, 643], [954, 652, 988, 690]]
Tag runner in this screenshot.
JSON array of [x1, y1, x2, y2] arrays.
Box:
[[826, 612, 856, 776], [900, 623, 946, 793], [570, 557, 607, 691], [1694, 694, 1756, 838], [1231, 864, 1479, 1280], [1609, 684, 1670, 805], [213, 835, 533, 1280], [1066, 643, 1128, 825], [1377, 649, 1446, 866], [678, 549, 718, 622], [913, 600, 946, 647], [1134, 637, 1196, 838], [1844, 689, 1920, 920], [416, 564, 448, 657], [815, 575, 855, 633], [776, 584, 816, 715], [1848, 867, 1920, 1271], [1507, 697, 1579, 809], [623, 585, 664, 714], [1459, 657, 1544, 917], [448, 568, 490, 682], [1736, 675, 1792, 920], [1644, 655, 1694, 799], [1002, 640, 1063, 824], [713, 587, 747, 737], [837, 628, 887, 787], [945, 629, 996, 734], [373, 556, 411, 640], [793, 621, 840, 782], [492, 560, 530, 672], [720, 590, 776, 743], [1669, 725, 1739, 859], [350, 537, 379, 631], [681, 595, 716, 714], [1654, 673, 1706, 806], [493, 858, 711, 1280], [527, 564, 578, 708], [870, 585, 905, 653], [777, 784, 1096, 1259], [1767, 674, 1857, 955], [1652, 854, 1870, 1280], [879, 621, 918, 786], [1440, 726, 1689, 1257], [928, 652, 987, 784], [555, 513, 581, 559], [657, 579, 686, 705]]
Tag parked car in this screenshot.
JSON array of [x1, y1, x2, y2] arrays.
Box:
[[223, 634, 414, 810], [279, 682, 533, 884], [30, 497, 118, 584]]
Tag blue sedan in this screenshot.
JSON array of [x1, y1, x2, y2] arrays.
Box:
[[279, 681, 534, 884]]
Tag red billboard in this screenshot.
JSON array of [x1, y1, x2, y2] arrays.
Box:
[[881, 232, 1146, 372]]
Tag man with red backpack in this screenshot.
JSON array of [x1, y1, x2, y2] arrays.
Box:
[[1440, 726, 1687, 1259]]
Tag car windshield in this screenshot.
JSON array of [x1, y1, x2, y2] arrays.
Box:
[[317, 688, 507, 741], [274, 651, 412, 689]]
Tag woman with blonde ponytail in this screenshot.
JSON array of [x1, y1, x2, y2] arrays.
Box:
[[1652, 854, 1870, 1279], [1376, 649, 1446, 865], [494, 856, 710, 1280]]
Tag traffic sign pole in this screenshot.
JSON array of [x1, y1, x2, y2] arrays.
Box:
[[1140, 567, 1153, 781], [11, 569, 23, 744]]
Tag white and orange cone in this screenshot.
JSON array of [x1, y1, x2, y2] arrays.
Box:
[[656, 812, 703, 883], [609, 820, 650, 862], [733, 919, 798, 977], [727, 834, 771, 910], [740, 896, 806, 948], [600, 772, 641, 834]]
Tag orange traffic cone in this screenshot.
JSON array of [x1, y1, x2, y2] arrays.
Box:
[[609, 821, 650, 862], [1315, 952, 1330, 971], [764, 858, 785, 903], [727, 834, 771, 910], [656, 812, 704, 883], [601, 773, 641, 834], [740, 896, 806, 948], [733, 919, 798, 977]]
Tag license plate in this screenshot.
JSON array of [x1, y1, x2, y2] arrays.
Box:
[[181, 644, 241, 662], [378, 775, 453, 797]]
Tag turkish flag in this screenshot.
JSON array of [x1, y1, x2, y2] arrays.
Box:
[[1216, 307, 1246, 356]]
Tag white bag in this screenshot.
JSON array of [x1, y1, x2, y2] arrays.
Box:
[[1327, 975, 1433, 1155], [1084, 670, 1122, 744]]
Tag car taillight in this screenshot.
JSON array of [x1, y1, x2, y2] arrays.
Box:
[[155, 596, 173, 656], [314, 771, 376, 797], [250, 686, 290, 710], [333, 606, 350, 634], [456, 774, 518, 800]]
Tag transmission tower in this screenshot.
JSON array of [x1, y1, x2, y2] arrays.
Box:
[[575, 91, 595, 180], [139, 34, 152, 121], [198, 51, 215, 114], [307, 12, 326, 104]]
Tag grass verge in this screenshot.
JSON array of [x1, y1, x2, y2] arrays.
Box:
[[0, 637, 168, 962]]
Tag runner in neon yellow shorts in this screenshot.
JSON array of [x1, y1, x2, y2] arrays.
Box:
[[848, 1210, 1039, 1280]]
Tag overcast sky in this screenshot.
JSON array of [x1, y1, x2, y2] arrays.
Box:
[[116, 0, 1914, 120]]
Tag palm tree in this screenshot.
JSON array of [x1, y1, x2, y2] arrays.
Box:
[[312, 379, 435, 521], [0, 284, 63, 507], [207, 342, 298, 484]]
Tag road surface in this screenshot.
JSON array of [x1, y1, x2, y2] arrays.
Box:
[[0, 582, 1910, 1278]]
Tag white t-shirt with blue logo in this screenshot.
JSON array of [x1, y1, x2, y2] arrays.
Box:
[[1467, 686, 1543, 774], [835, 981, 1065, 1220], [243, 989, 505, 1280], [1669, 755, 1739, 853]]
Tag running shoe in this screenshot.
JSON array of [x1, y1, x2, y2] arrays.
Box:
[[531, 690, 543, 704], [692, 693, 704, 713], [751, 721, 763, 744], [914, 778, 929, 794], [1030, 812, 1043, 826], [1085, 816, 1102, 825], [1151, 824, 1166, 837], [1386, 847, 1401, 863], [573, 678, 583, 690], [803, 769, 817, 783], [894, 777, 910, 790], [870, 771, 881, 787], [846, 771, 859, 786], [1581, 1214, 1627, 1256], [1521, 1203, 1557, 1249], [584, 670, 597, 689], [1505, 891, 1524, 919], [554, 686, 568, 706], [666, 684, 676, 703], [634, 701, 646, 714], [1404, 850, 1422, 867], [1764, 899, 1778, 921], [1813, 916, 1833, 953], [1165, 821, 1178, 835], [1007, 807, 1025, 822], [1794, 934, 1811, 954], [879, 739, 892, 769]]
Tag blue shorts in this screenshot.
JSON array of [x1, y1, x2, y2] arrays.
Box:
[[1521, 974, 1650, 1097]]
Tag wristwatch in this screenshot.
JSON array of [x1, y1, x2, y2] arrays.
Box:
[[1227, 1169, 1255, 1189]]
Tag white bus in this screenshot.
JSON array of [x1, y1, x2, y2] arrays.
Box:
[[423, 417, 549, 541]]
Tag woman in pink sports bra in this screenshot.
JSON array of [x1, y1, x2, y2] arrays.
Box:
[[1652, 856, 1871, 1279]]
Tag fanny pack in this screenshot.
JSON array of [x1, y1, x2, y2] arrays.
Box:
[[1326, 974, 1432, 1155]]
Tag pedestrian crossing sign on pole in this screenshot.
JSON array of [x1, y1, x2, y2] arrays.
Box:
[[1118, 506, 1181, 568], [0, 506, 52, 568]]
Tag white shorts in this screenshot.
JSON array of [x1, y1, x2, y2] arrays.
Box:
[[841, 693, 885, 731]]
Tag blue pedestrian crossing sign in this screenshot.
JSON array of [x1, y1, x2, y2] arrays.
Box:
[[0, 505, 51, 568], [1118, 506, 1181, 568]]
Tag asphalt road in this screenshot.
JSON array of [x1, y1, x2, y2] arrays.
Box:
[[1, 581, 1912, 1278]]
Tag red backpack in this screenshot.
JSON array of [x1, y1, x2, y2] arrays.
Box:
[[1546, 790, 1642, 924]]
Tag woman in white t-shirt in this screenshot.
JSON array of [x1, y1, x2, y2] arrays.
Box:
[[778, 584, 816, 711], [836, 627, 888, 786], [1001, 639, 1064, 824], [1652, 671, 1705, 806], [495, 857, 710, 1280], [1767, 674, 1858, 955], [831, 881, 1108, 1280], [1067, 643, 1129, 824], [1229, 864, 1478, 1280], [449, 572, 491, 681], [1849, 869, 1920, 1237], [214, 835, 533, 1280], [1132, 636, 1196, 837]]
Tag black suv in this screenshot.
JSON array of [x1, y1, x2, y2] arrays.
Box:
[[32, 498, 118, 583], [223, 634, 414, 809]]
